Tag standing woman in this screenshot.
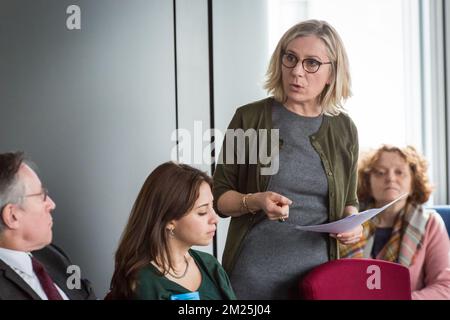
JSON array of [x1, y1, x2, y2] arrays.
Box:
[[108, 162, 235, 300], [213, 19, 362, 299]]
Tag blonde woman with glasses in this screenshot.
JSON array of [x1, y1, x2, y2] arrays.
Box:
[[213, 20, 362, 299]]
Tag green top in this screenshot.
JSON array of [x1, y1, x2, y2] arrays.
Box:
[[213, 97, 359, 275], [135, 249, 236, 300]]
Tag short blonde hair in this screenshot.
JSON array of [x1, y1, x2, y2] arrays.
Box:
[[358, 145, 433, 207], [264, 19, 352, 116]]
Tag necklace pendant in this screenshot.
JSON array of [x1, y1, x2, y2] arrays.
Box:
[[169, 255, 189, 279]]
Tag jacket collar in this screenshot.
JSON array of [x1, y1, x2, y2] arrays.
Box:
[[0, 258, 42, 299]]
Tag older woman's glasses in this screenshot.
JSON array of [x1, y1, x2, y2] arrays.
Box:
[[281, 52, 332, 74], [24, 188, 48, 202]]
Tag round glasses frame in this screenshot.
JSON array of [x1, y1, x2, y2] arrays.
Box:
[[281, 52, 332, 74], [24, 187, 48, 202]]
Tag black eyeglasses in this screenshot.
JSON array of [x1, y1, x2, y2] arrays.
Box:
[[281, 52, 332, 73], [24, 187, 48, 202]]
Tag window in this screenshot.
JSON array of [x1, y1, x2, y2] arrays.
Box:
[[268, 0, 423, 152]]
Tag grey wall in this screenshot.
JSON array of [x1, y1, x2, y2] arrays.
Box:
[[213, 0, 268, 261], [0, 0, 176, 296], [0, 0, 273, 297], [175, 0, 213, 254]]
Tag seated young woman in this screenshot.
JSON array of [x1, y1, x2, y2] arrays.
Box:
[[107, 161, 236, 300]]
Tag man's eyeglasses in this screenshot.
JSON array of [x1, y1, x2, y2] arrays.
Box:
[[281, 52, 332, 74], [24, 188, 48, 202]]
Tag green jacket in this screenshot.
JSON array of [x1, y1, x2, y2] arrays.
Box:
[[135, 249, 236, 300], [213, 97, 359, 275]]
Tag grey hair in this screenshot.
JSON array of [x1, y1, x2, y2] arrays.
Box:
[[0, 176, 25, 232], [0, 153, 28, 233]]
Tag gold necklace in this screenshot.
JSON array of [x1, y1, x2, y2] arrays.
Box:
[[168, 255, 189, 279]]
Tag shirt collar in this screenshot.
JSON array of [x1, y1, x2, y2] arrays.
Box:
[[0, 247, 34, 277]]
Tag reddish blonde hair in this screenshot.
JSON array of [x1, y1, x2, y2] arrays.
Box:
[[358, 145, 433, 207]]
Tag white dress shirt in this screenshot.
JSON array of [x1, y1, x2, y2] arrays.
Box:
[[0, 247, 69, 300]]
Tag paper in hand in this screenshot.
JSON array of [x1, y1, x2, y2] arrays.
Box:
[[294, 193, 408, 234]]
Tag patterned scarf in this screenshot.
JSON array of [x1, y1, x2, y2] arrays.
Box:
[[339, 205, 430, 267]]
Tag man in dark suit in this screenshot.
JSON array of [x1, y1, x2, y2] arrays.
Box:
[[0, 152, 96, 300]]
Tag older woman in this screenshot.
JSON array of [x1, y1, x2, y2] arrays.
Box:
[[341, 145, 450, 300], [213, 19, 362, 299]]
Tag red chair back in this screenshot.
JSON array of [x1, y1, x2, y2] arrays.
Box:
[[299, 258, 411, 300]]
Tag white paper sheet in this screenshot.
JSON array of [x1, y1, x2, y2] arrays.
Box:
[[294, 193, 408, 234]]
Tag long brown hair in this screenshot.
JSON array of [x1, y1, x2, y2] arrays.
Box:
[[108, 161, 213, 299]]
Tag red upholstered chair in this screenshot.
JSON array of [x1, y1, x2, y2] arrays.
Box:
[[299, 258, 412, 300]]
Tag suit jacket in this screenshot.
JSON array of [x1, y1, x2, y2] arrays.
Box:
[[0, 244, 96, 300]]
